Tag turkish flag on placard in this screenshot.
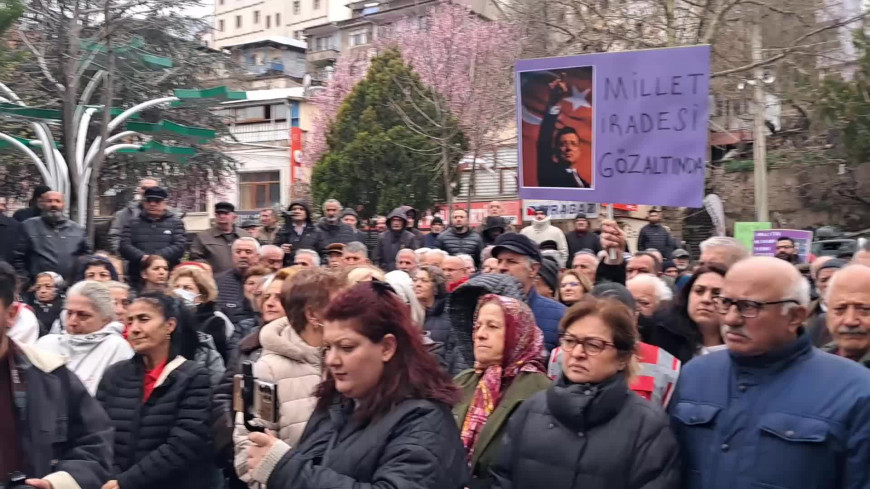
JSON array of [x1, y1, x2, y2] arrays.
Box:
[[520, 68, 594, 187]]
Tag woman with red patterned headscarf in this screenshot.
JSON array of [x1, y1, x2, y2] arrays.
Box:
[[453, 294, 551, 488]]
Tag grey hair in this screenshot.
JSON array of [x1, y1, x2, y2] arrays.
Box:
[[232, 237, 261, 253], [699, 236, 750, 263], [106, 281, 130, 293], [413, 248, 430, 258], [456, 254, 475, 271], [825, 264, 870, 303], [480, 245, 494, 262], [259, 244, 284, 258], [66, 280, 115, 322], [427, 249, 448, 258], [397, 248, 417, 260], [782, 275, 811, 312], [35, 271, 65, 289], [627, 274, 673, 302], [323, 199, 342, 210], [295, 249, 321, 266], [345, 241, 368, 258]]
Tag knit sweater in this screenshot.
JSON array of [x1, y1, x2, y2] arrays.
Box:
[[520, 217, 569, 267]]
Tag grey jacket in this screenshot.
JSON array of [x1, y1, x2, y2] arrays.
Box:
[[13, 216, 90, 284], [189, 226, 251, 275]]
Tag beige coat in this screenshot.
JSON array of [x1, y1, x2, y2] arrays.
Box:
[[233, 316, 322, 484]]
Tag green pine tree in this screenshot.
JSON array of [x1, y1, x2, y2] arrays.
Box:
[[312, 48, 467, 218]]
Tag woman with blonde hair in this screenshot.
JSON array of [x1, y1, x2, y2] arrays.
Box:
[[558, 269, 593, 307], [490, 296, 680, 489], [343, 263, 386, 286], [169, 265, 235, 365]]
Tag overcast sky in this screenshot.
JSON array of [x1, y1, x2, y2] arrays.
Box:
[[184, 0, 213, 20]]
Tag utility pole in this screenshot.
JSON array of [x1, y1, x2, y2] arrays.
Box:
[[751, 17, 769, 222]]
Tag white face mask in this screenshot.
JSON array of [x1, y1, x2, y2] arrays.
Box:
[[174, 288, 199, 308]]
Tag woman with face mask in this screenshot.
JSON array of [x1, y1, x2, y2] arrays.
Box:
[[490, 296, 680, 489], [245, 281, 469, 489], [169, 265, 235, 365], [454, 295, 550, 489], [96, 293, 213, 489]]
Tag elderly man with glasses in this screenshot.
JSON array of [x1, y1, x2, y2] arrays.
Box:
[[668, 256, 870, 489]]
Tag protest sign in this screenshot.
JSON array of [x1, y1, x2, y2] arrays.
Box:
[[734, 221, 771, 250], [516, 45, 710, 207], [523, 200, 600, 221], [753, 229, 814, 263]]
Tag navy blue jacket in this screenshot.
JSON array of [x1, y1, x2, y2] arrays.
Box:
[[526, 287, 565, 353], [669, 333, 870, 489]]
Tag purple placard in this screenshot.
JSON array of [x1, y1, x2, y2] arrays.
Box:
[[516, 46, 710, 207], [753, 229, 814, 263]]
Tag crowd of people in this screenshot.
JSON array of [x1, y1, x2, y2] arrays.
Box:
[[1, 180, 869, 489]]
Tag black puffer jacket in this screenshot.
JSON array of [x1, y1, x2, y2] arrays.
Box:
[[119, 211, 186, 284], [424, 296, 451, 346], [566, 230, 602, 258], [274, 201, 319, 266], [375, 209, 418, 271], [96, 356, 213, 489], [437, 227, 485, 267], [215, 269, 254, 326], [260, 398, 468, 489], [445, 274, 525, 375], [491, 373, 681, 489]]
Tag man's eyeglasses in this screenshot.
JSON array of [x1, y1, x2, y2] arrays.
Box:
[[559, 334, 615, 356], [712, 296, 799, 318]]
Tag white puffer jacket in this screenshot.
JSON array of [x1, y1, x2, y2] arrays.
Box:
[[233, 316, 322, 484]]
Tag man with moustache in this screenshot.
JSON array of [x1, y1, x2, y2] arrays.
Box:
[[821, 265, 870, 367], [669, 257, 870, 489], [14, 191, 89, 285], [216, 237, 261, 326]]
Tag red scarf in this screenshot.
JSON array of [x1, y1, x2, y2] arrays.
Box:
[[143, 359, 168, 403]]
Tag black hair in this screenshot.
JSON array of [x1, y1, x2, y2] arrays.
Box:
[[0, 261, 16, 308], [555, 126, 579, 144], [132, 292, 199, 360], [776, 237, 795, 245], [75, 255, 120, 283]]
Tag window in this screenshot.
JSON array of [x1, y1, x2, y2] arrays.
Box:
[[219, 19, 225, 31], [275, 13, 281, 25], [294, 30, 302, 39], [239, 171, 281, 210], [313, 0, 320, 8], [293, 0, 300, 14], [266, 15, 271, 28], [349, 29, 368, 46], [234, 105, 266, 121], [253, 10, 260, 23], [235, 15, 242, 28]]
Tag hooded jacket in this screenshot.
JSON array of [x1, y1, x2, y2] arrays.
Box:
[[482, 216, 509, 247], [375, 209, 418, 271], [520, 216, 569, 267], [13, 215, 90, 284], [274, 201, 319, 266], [36, 321, 134, 395], [445, 274, 526, 375], [340, 208, 365, 242], [233, 316, 322, 486], [397, 206, 424, 248], [7, 341, 114, 489]]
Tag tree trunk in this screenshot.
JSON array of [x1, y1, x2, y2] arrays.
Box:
[[442, 144, 453, 215]]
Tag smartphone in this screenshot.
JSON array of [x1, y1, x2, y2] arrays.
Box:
[[232, 374, 244, 413], [253, 380, 279, 424]]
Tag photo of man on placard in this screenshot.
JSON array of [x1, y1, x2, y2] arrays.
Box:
[[520, 66, 594, 189]]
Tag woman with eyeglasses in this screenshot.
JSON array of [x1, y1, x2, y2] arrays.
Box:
[[233, 268, 343, 487], [244, 281, 468, 489], [490, 296, 680, 489], [454, 294, 550, 489], [558, 270, 593, 307]]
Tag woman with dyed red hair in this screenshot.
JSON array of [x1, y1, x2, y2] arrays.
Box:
[[245, 281, 469, 488]]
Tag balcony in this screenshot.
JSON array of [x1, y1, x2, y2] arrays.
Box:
[[244, 62, 287, 76], [307, 49, 338, 66]]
